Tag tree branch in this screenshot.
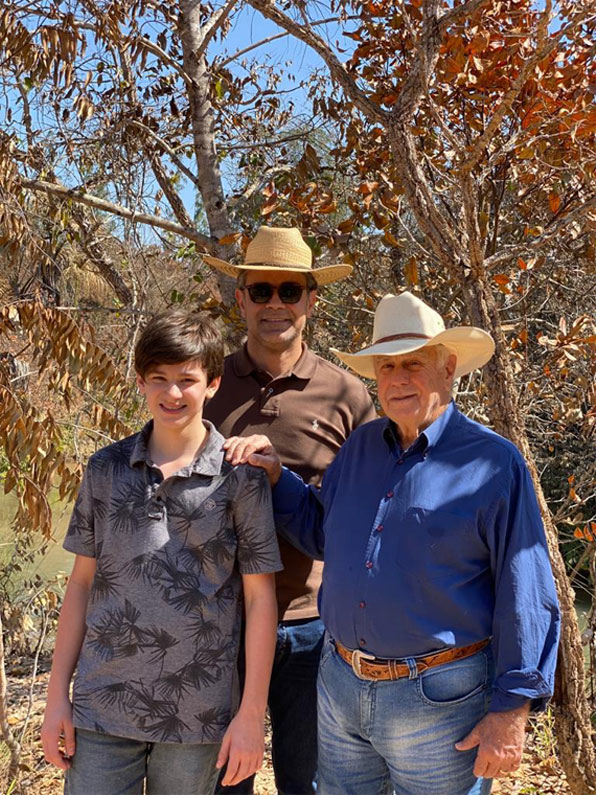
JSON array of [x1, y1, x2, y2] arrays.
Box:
[[460, 5, 594, 177], [122, 119, 201, 188], [216, 15, 359, 69], [21, 178, 217, 251], [247, 0, 389, 125], [484, 194, 596, 271], [199, 0, 239, 59]]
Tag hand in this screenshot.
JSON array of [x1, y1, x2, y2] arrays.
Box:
[[216, 709, 265, 786], [223, 435, 282, 486], [455, 703, 529, 778], [223, 435, 273, 466], [41, 696, 76, 770]]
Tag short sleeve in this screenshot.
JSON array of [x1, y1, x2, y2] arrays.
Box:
[[63, 465, 96, 557], [232, 465, 283, 575]]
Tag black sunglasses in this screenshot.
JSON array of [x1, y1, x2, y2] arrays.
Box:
[[243, 282, 307, 304]]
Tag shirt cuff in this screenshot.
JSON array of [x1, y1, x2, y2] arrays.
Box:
[[489, 669, 552, 713], [489, 690, 533, 713], [272, 467, 307, 515]]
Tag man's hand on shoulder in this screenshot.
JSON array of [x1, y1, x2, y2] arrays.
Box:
[[223, 435, 282, 486], [455, 703, 530, 778]]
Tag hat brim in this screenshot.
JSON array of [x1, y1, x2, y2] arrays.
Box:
[[201, 255, 352, 286], [331, 327, 495, 379]]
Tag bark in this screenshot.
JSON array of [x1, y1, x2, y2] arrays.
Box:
[[460, 277, 596, 795], [0, 610, 21, 783], [71, 210, 134, 306], [178, 0, 237, 305]]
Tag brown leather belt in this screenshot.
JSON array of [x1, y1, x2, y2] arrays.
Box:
[[335, 638, 490, 681]]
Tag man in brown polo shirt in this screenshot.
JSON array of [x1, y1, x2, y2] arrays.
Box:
[[203, 227, 376, 794]]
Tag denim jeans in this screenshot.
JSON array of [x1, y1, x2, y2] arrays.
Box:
[[317, 638, 494, 795], [65, 728, 220, 795], [217, 617, 324, 795]]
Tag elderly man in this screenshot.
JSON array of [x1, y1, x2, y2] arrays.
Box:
[[245, 292, 560, 795], [202, 226, 376, 794]]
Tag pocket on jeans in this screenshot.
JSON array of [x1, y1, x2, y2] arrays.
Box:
[[318, 636, 335, 674], [417, 651, 488, 707]]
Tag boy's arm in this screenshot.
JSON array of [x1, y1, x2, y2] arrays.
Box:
[[216, 571, 277, 787], [41, 554, 96, 770]]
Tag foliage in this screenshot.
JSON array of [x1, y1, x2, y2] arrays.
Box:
[[0, 0, 595, 790]]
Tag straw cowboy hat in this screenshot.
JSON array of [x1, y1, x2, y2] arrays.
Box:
[[331, 292, 495, 379], [202, 226, 352, 286]]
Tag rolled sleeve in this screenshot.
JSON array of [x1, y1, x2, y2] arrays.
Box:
[[486, 455, 560, 712]]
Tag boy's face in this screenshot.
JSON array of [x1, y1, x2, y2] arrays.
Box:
[[136, 361, 220, 431]]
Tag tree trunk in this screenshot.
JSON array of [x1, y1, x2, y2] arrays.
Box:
[[462, 278, 596, 794], [384, 123, 596, 793], [0, 609, 21, 784], [178, 0, 237, 305]]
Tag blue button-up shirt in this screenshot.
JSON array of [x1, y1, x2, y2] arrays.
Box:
[[272, 401, 560, 712]]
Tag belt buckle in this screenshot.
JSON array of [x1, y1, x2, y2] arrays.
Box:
[[351, 649, 376, 680]]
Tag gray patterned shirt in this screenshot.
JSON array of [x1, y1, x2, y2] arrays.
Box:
[[63, 421, 282, 744]]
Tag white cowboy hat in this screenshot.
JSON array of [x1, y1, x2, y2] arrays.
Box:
[[331, 292, 495, 379], [202, 226, 352, 286]]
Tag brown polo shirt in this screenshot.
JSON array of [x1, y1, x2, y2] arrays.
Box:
[[204, 344, 376, 620]]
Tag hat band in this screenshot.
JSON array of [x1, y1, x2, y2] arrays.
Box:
[[245, 261, 311, 270]]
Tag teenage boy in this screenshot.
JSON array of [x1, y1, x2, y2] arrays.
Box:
[[41, 310, 282, 795], [203, 226, 376, 794]]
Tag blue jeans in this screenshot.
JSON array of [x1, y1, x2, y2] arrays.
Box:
[[65, 728, 220, 795], [218, 617, 324, 795], [317, 638, 494, 795]]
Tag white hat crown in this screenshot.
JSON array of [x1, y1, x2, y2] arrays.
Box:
[[373, 292, 445, 343]]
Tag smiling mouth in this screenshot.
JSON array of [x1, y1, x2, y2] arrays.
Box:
[[260, 318, 292, 328], [160, 404, 186, 413]]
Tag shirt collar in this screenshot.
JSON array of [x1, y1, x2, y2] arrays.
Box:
[[129, 419, 225, 476], [232, 343, 317, 380], [382, 400, 458, 456]]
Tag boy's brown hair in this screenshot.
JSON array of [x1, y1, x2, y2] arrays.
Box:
[[134, 310, 224, 382]]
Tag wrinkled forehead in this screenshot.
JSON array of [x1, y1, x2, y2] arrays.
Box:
[[375, 346, 437, 367], [244, 269, 309, 286]]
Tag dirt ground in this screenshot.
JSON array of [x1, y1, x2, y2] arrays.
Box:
[[2, 662, 569, 795]]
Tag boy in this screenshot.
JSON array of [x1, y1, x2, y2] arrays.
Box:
[[41, 310, 282, 795]]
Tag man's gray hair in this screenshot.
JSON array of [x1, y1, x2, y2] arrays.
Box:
[[236, 270, 317, 291], [429, 344, 458, 395]]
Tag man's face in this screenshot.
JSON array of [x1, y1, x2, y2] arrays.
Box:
[[236, 270, 317, 354], [374, 347, 456, 430], [137, 361, 220, 432]]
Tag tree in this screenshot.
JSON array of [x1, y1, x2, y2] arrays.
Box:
[[1, 1, 595, 790]]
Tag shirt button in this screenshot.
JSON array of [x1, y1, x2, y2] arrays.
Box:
[[365, 561, 373, 569], [386, 490, 394, 498], [359, 638, 366, 647], [359, 601, 366, 608], [376, 524, 383, 533]]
